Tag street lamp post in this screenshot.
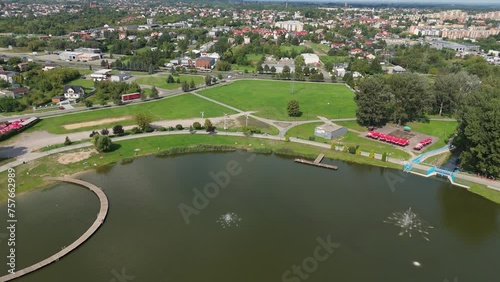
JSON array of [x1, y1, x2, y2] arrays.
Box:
[[223, 113, 228, 131], [245, 114, 249, 127]]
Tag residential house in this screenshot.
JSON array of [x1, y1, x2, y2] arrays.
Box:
[[0, 70, 17, 84], [196, 57, 215, 69], [63, 85, 85, 101]]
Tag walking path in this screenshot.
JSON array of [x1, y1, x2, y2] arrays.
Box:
[[0, 177, 108, 282]]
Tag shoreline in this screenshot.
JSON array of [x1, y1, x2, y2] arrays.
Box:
[[0, 133, 498, 205]]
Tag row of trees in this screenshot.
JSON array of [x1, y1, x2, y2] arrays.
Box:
[[355, 72, 482, 126]]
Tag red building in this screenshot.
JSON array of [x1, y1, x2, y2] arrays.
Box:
[[195, 57, 215, 69]]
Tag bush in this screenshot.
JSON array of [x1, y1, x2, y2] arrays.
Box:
[[64, 136, 72, 146], [158, 126, 167, 131], [369, 150, 375, 159], [91, 135, 113, 152], [100, 128, 109, 135], [342, 146, 348, 153], [193, 122, 202, 129], [144, 125, 154, 133], [348, 146, 357, 154], [89, 131, 99, 138], [131, 127, 142, 134], [112, 125, 125, 135], [168, 126, 175, 131], [381, 152, 387, 162], [175, 124, 183, 130], [356, 147, 361, 155], [308, 136, 316, 141], [285, 136, 290, 142]]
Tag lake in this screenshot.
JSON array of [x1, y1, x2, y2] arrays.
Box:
[[1, 152, 499, 282]]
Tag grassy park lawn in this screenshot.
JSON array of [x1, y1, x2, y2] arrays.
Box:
[[286, 122, 411, 160], [67, 78, 95, 89], [135, 74, 204, 89], [334, 120, 367, 132], [0, 134, 403, 201], [198, 80, 356, 120], [27, 94, 236, 134]]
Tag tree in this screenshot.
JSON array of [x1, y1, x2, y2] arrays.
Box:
[[368, 57, 383, 75], [205, 75, 212, 86], [148, 64, 154, 75], [112, 125, 124, 135], [135, 113, 152, 131], [287, 100, 301, 117], [369, 150, 375, 159], [264, 64, 270, 74], [175, 124, 184, 130], [454, 76, 500, 178], [270, 66, 276, 74], [150, 86, 159, 99], [91, 135, 113, 152], [433, 71, 480, 116], [381, 152, 387, 162], [181, 80, 189, 92], [0, 97, 22, 112], [355, 75, 389, 126], [190, 79, 196, 90], [387, 73, 432, 125], [84, 100, 93, 108], [167, 75, 175, 83], [204, 119, 213, 129], [282, 65, 291, 79], [64, 136, 72, 146]]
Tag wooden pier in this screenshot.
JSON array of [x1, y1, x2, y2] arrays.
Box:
[[0, 177, 109, 282], [295, 153, 338, 170], [314, 153, 325, 164]]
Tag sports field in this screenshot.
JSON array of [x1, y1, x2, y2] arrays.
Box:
[[198, 80, 356, 120]]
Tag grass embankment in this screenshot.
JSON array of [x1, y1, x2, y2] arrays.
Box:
[[0, 134, 402, 202], [134, 74, 204, 89], [286, 122, 411, 160], [469, 184, 500, 204], [198, 80, 355, 121], [26, 94, 236, 134]]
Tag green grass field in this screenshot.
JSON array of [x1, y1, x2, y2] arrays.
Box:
[[198, 80, 356, 121], [320, 55, 350, 65], [309, 42, 330, 54], [27, 94, 236, 134], [135, 74, 204, 89], [286, 122, 411, 159], [280, 45, 306, 53], [67, 78, 95, 89]]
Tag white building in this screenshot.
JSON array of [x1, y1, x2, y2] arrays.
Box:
[[275, 20, 304, 32], [301, 53, 320, 65]]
